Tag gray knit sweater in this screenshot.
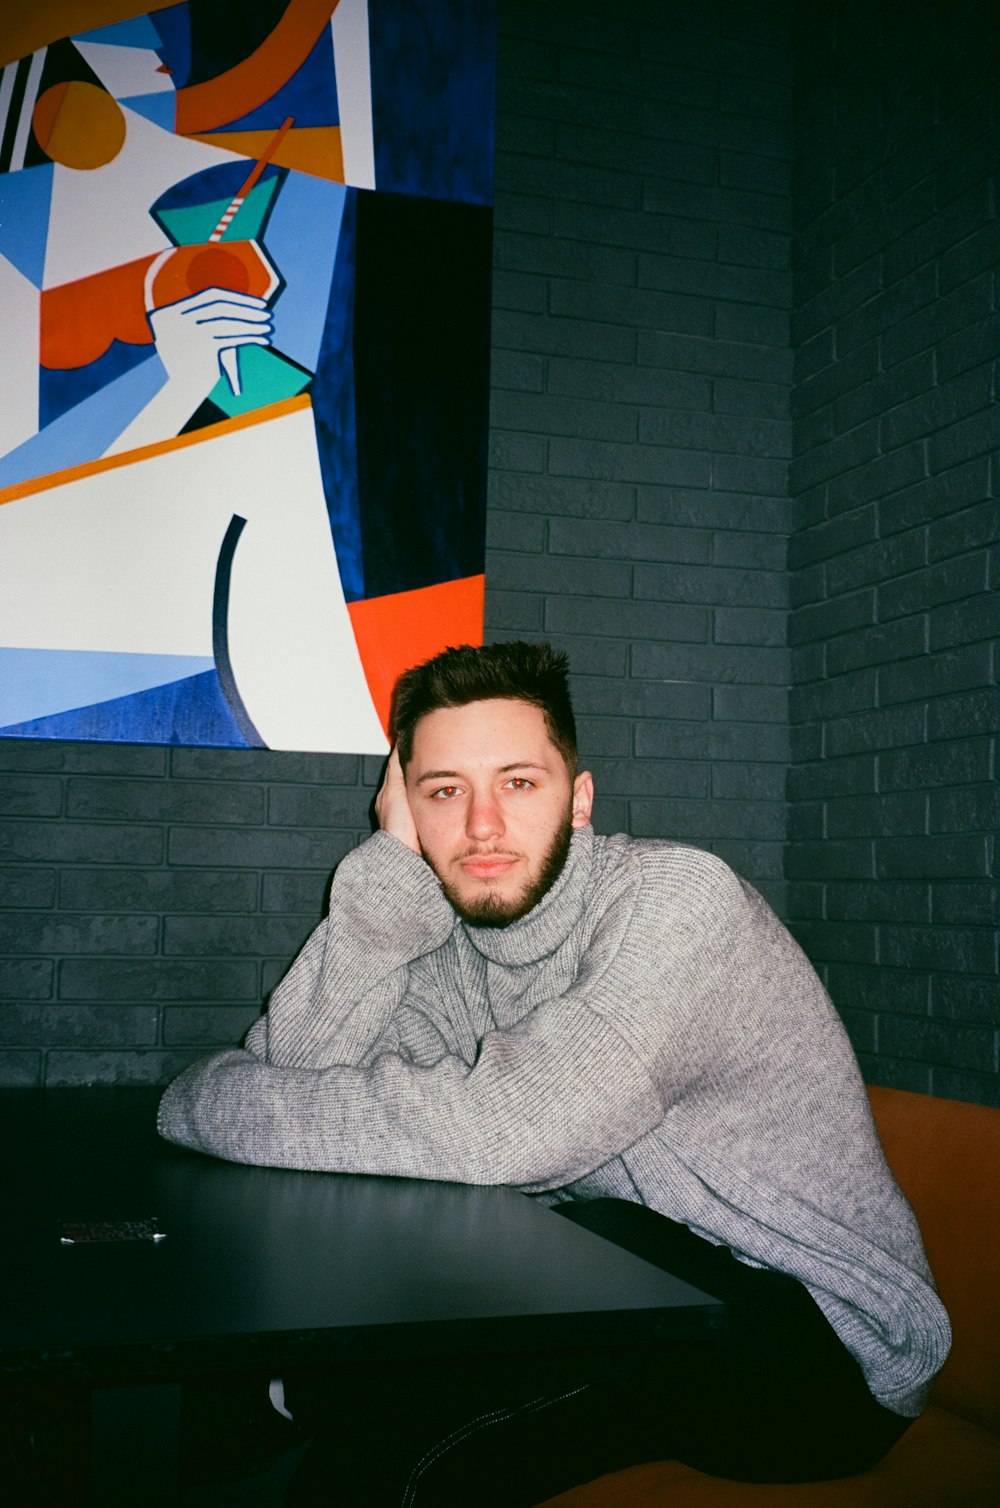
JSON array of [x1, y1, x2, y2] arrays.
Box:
[[158, 827, 950, 1416]]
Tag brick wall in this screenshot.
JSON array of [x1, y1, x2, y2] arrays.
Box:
[[5, 2, 997, 1104], [0, 0, 795, 1088], [787, 0, 1000, 1106], [488, 0, 792, 883]]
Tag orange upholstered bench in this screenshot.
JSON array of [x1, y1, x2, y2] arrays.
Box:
[[540, 1087, 1000, 1508]]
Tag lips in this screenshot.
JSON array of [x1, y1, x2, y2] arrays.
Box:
[[458, 852, 520, 880]]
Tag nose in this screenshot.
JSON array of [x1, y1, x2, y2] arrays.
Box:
[[466, 789, 504, 842]]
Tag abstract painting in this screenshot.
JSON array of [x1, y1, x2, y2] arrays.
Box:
[[0, 0, 494, 751]]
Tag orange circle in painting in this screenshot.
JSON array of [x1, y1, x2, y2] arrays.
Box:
[[33, 81, 126, 169], [149, 241, 275, 309], [184, 247, 252, 295]]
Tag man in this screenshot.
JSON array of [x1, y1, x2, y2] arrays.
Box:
[[159, 641, 950, 1504]]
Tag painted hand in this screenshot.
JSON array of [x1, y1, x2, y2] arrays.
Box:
[[149, 288, 272, 396]]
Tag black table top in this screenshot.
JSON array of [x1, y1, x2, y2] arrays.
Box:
[[0, 1089, 724, 1386]]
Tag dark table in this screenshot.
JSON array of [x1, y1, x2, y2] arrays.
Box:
[[0, 1089, 724, 1501]]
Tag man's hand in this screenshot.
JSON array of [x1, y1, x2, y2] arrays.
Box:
[[374, 749, 421, 854]]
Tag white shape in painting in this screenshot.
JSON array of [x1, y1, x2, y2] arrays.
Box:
[[332, 0, 376, 190], [0, 255, 40, 455], [0, 404, 389, 754], [72, 41, 176, 100], [43, 105, 240, 288]]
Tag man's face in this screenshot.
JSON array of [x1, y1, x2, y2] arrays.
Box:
[[404, 698, 594, 927]]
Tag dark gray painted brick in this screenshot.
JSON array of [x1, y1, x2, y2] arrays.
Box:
[[262, 874, 330, 915], [167, 826, 355, 871], [786, 752, 876, 802], [825, 963, 929, 1016], [573, 676, 711, 721], [708, 840, 785, 881], [0, 821, 163, 865], [65, 776, 265, 825], [162, 1006, 262, 1047], [712, 686, 788, 723], [267, 786, 375, 830], [163, 915, 315, 959], [879, 644, 992, 707], [932, 976, 1000, 1025], [629, 799, 784, 842], [0, 1052, 42, 1087], [544, 596, 709, 644], [169, 748, 360, 784], [825, 792, 927, 840], [59, 959, 259, 1003], [0, 1005, 158, 1048], [825, 882, 930, 924], [878, 1014, 995, 1069], [0, 959, 53, 1000], [880, 738, 992, 792], [3, 867, 57, 907], [785, 841, 873, 880], [0, 777, 62, 817], [635, 718, 790, 763], [45, 1050, 204, 1087], [822, 703, 927, 758], [933, 884, 1000, 929], [633, 642, 787, 686], [825, 617, 926, 678], [929, 782, 1000, 835], [0, 743, 166, 776], [712, 607, 786, 646], [634, 562, 786, 609], [926, 688, 1000, 741], [875, 835, 989, 880], [548, 517, 710, 565], [0, 913, 157, 956], [58, 869, 258, 914]]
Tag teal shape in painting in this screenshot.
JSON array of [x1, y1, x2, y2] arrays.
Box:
[[154, 175, 279, 249], [208, 346, 311, 418]]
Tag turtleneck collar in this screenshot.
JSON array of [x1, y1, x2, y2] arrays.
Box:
[[459, 826, 594, 966]]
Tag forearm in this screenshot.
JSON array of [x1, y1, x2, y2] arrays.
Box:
[[263, 831, 454, 1068], [157, 1000, 663, 1188]]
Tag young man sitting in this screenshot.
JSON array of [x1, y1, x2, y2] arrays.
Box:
[[159, 641, 949, 1504]]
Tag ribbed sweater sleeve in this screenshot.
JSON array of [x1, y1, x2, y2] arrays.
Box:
[[157, 832, 676, 1182]]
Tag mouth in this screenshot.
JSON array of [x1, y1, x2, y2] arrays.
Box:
[[457, 852, 521, 881]]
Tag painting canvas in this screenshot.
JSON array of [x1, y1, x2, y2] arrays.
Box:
[[0, 0, 494, 752]]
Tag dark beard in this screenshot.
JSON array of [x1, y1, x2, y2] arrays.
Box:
[[433, 810, 574, 928]]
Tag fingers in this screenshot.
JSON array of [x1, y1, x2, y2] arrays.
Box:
[[374, 749, 421, 853]]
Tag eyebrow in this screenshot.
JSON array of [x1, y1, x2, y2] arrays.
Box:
[[414, 760, 552, 785]]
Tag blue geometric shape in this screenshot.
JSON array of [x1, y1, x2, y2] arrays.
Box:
[[39, 341, 156, 430], [265, 174, 344, 371], [0, 669, 252, 748], [0, 648, 216, 728], [0, 355, 166, 491], [74, 17, 165, 49], [150, 5, 191, 90], [120, 92, 177, 131], [311, 187, 362, 602], [0, 166, 54, 288], [369, 0, 496, 205]]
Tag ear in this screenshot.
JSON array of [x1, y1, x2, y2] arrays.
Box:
[[571, 770, 594, 828]]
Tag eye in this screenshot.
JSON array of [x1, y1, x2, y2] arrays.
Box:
[[505, 777, 534, 792], [431, 785, 461, 800]]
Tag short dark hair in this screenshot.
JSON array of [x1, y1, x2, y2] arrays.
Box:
[[392, 642, 578, 773]]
